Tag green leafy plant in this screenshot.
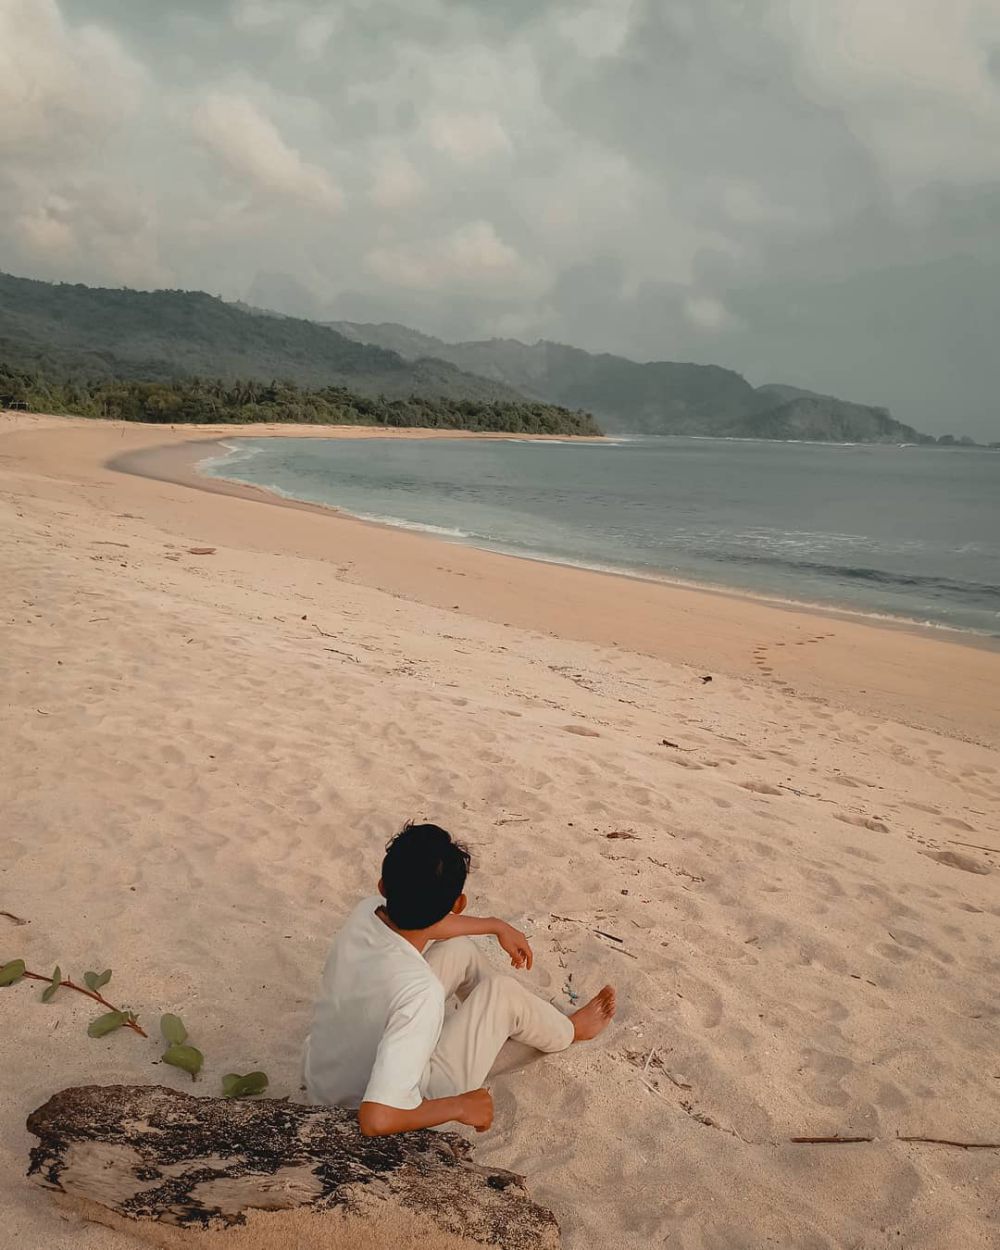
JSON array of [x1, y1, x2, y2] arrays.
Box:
[[88, 1010, 132, 1038], [3, 954, 268, 1094], [1, 959, 146, 1037], [222, 1071, 269, 1099], [160, 1013, 203, 1080], [0, 959, 26, 987], [41, 966, 62, 1003]]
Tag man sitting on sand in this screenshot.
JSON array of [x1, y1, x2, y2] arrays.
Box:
[[304, 822, 616, 1136]]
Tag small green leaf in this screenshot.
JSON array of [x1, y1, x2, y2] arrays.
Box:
[[0, 959, 26, 987], [221, 1071, 269, 1099], [96, 969, 112, 989], [84, 969, 112, 992], [160, 1013, 188, 1046], [162, 1043, 203, 1080], [88, 1010, 128, 1038], [41, 966, 62, 1003]]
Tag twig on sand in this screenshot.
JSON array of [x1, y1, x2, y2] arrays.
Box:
[[20, 971, 148, 1037], [606, 944, 638, 959], [1, 911, 28, 926], [639, 1076, 670, 1103], [312, 623, 338, 639], [661, 739, 697, 752], [948, 839, 1000, 855], [495, 814, 530, 826], [593, 929, 624, 944], [322, 647, 360, 663], [792, 1134, 1000, 1150], [642, 1048, 657, 1076], [778, 784, 837, 804]]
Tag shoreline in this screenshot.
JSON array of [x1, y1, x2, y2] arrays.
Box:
[[115, 430, 1000, 655], [187, 435, 999, 648], [5, 413, 1000, 744]]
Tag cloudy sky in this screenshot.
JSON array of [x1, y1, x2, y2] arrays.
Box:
[[2, 1, 999, 437]]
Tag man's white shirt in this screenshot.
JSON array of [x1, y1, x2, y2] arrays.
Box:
[[304, 896, 445, 1109]]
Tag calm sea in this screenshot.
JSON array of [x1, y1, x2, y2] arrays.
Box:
[[203, 436, 1000, 636]]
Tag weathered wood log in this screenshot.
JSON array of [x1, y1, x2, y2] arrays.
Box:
[[27, 1085, 560, 1249]]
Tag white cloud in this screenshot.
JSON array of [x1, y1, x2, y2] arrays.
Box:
[[0, 0, 164, 285], [0, 0, 141, 155], [369, 151, 425, 209], [367, 221, 542, 294], [781, 0, 1000, 188], [229, 0, 298, 31], [684, 295, 737, 333], [192, 92, 343, 212], [295, 10, 340, 60], [552, 0, 635, 59], [424, 110, 513, 162]]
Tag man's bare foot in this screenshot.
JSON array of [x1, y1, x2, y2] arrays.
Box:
[[570, 985, 617, 1042]]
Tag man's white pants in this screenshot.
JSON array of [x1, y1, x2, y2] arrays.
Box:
[[423, 937, 575, 1098]]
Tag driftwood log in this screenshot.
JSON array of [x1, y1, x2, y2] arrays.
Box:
[[26, 1085, 560, 1249]]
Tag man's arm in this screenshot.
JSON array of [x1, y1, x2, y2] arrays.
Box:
[[358, 1089, 493, 1137], [432, 913, 533, 969]]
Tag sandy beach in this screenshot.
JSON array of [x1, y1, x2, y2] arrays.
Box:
[[2, 412, 998, 1249]]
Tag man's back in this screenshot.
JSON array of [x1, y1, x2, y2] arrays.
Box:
[[304, 896, 445, 1109]]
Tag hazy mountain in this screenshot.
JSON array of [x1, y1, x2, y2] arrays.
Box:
[[331, 321, 929, 443], [0, 273, 527, 404]]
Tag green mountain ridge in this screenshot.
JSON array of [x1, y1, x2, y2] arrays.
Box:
[[330, 321, 931, 443], [0, 272, 933, 443], [0, 272, 527, 404]]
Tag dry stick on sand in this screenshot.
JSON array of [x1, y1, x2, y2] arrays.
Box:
[[19, 971, 148, 1037], [948, 839, 1000, 855], [792, 1135, 1000, 1150]]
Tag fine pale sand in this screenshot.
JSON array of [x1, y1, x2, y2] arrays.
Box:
[[1, 412, 998, 1250]]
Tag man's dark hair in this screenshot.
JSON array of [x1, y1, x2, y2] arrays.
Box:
[[381, 823, 471, 930]]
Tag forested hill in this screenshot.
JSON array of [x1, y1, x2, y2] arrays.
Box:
[[0, 272, 525, 403], [0, 364, 601, 436], [332, 321, 931, 444]]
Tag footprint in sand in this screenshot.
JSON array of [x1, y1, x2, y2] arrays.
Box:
[[836, 813, 889, 834], [923, 850, 991, 875], [904, 801, 941, 816], [740, 780, 782, 796]]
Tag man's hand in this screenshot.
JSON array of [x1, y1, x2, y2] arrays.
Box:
[[431, 912, 534, 969], [494, 921, 533, 970], [457, 1088, 494, 1133]]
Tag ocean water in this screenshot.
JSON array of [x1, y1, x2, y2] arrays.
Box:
[[203, 436, 1000, 636]]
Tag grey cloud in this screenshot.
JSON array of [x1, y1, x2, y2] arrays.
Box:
[[1, 0, 998, 437]]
